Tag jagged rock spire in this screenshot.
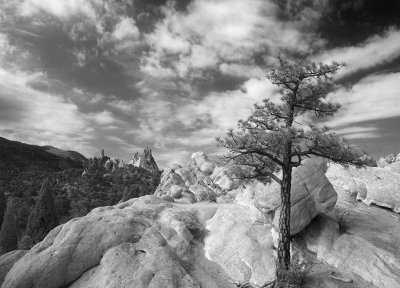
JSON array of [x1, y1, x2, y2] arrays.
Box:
[[128, 148, 159, 173]]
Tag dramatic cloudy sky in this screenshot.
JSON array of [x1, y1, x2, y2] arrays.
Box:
[[1, 0, 400, 167]]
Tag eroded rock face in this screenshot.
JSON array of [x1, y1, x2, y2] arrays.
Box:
[[327, 163, 400, 212], [128, 148, 159, 173]]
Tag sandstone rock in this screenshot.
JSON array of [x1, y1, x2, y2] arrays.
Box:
[[204, 206, 276, 287], [377, 157, 389, 168], [0, 196, 280, 288], [191, 152, 209, 168], [2, 203, 153, 288], [189, 182, 216, 202], [0, 250, 27, 286], [70, 228, 199, 288], [256, 159, 337, 235], [385, 160, 400, 175], [155, 153, 336, 237], [175, 168, 197, 186], [200, 162, 215, 176], [327, 163, 400, 212], [300, 214, 339, 258], [170, 185, 184, 198], [210, 167, 238, 191], [301, 196, 400, 288], [128, 148, 159, 173]]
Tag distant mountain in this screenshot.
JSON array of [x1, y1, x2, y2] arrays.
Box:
[[0, 136, 86, 201], [0, 137, 86, 171], [42, 145, 87, 162]]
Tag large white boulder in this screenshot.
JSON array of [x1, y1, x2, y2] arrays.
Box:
[[251, 158, 337, 235]]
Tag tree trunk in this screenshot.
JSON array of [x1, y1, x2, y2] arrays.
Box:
[[276, 166, 292, 284]]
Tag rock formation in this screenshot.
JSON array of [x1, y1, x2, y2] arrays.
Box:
[[326, 162, 400, 212], [377, 152, 400, 168], [0, 251, 27, 285], [156, 152, 337, 235], [300, 190, 400, 288], [128, 148, 159, 173]]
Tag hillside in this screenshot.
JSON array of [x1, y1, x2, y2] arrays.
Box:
[[0, 137, 86, 199]]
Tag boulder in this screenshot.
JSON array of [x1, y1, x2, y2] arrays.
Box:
[[0, 250, 27, 286], [255, 159, 337, 235], [170, 185, 184, 198]]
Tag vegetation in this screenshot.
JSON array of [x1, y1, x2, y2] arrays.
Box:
[[0, 199, 19, 255], [26, 178, 59, 244], [0, 137, 161, 248], [217, 58, 369, 285], [0, 189, 5, 228]]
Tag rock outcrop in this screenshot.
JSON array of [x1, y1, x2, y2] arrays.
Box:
[[1, 197, 279, 288], [300, 200, 400, 288], [0, 251, 27, 285], [326, 163, 400, 212], [156, 153, 337, 235], [128, 148, 159, 173]]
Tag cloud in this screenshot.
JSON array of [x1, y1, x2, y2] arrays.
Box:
[[0, 67, 95, 154], [89, 110, 116, 126], [333, 126, 381, 140], [141, 0, 323, 80], [319, 27, 400, 77], [324, 72, 400, 127], [20, 0, 98, 20]]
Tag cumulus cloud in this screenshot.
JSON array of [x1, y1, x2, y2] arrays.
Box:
[[141, 0, 323, 80]]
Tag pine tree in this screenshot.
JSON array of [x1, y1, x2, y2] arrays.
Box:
[[69, 157, 111, 217], [0, 189, 6, 228], [0, 199, 18, 254], [26, 178, 59, 244], [217, 58, 369, 286]]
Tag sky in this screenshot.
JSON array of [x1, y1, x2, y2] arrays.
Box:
[[0, 0, 400, 168]]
